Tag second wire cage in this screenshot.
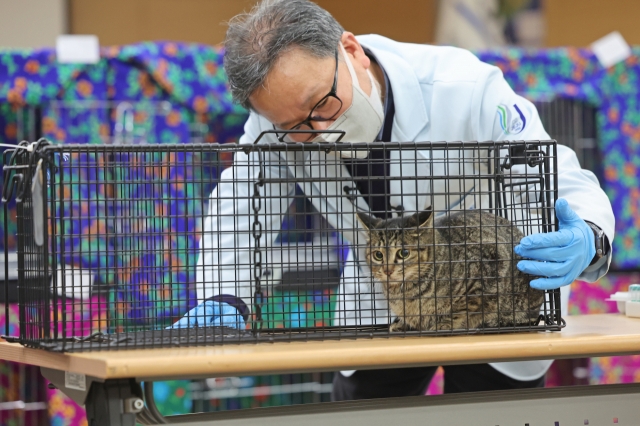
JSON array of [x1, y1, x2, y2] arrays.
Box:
[[3, 139, 561, 352]]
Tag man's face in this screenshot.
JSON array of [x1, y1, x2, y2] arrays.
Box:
[[249, 34, 374, 139]]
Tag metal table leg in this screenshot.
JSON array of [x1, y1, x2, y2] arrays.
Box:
[[41, 367, 145, 426], [84, 379, 144, 426]]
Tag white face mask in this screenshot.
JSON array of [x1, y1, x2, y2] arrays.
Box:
[[312, 44, 385, 159]]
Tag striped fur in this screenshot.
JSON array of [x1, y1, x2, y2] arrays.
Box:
[[357, 209, 545, 332]]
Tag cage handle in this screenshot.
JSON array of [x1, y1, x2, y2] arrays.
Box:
[[2, 141, 31, 203], [252, 129, 346, 144], [2, 173, 24, 203]]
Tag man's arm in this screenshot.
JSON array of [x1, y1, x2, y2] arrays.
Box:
[[473, 63, 615, 282]]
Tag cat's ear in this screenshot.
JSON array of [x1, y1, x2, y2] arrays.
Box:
[[415, 207, 434, 229], [356, 212, 381, 230]]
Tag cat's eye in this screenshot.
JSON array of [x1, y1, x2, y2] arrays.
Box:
[[372, 251, 384, 261], [397, 249, 410, 259]]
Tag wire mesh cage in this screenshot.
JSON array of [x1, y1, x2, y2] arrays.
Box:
[[1, 100, 219, 269], [2, 138, 561, 352]]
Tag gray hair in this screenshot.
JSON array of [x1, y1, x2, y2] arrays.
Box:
[[224, 0, 344, 110]]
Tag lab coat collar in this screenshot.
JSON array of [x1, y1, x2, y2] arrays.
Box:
[[357, 35, 429, 141]]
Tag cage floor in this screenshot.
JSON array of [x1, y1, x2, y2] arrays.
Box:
[[16, 318, 564, 352]]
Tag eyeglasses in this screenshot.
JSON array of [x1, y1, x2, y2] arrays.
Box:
[[274, 48, 343, 142]]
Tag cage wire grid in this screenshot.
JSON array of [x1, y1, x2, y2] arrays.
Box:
[[2, 139, 561, 352]]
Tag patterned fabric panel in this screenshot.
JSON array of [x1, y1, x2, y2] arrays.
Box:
[[570, 273, 640, 315], [262, 288, 336, 329], [0, 48, 79, 106], [52, 151, 114, 274], [0, 43, 248, 258], [1, 44, 247, 335], [106, 43, 243, 116], [107, 150, 217, 329], [0, 43, 242, 114], [570, 273, 640, 386], [0, 361, 48, 426], [1, 103, 21, 252]]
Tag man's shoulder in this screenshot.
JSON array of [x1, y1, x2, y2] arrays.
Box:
[[357, 34, 496, 86]]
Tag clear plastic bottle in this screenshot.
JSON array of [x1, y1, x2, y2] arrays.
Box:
[[629, 284, 640, 302]]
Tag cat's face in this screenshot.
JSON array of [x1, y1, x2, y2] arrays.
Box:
[[357, 210, 434, 294]]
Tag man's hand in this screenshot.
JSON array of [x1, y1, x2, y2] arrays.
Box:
[[515, 198, 595, 290], [171, 300, 245, 329]]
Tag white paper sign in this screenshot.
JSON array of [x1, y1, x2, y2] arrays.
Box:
[[65, 372, 86, 391], [591, 31, 632, 68], [56, 35, 100, 64]]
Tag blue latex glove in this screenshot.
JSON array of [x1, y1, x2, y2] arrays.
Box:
[[171, 300, 245, 329], [515, 198, 595, 290]]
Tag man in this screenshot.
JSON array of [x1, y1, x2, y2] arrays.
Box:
[[175, 0, 614, 399]]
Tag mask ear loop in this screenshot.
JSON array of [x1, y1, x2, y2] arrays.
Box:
[[339, 43, 361, 90], [367, 69, 382, 103], [339, 43, 382, 102]]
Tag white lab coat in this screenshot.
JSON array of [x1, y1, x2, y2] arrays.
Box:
[[197, 35, 615, 381]]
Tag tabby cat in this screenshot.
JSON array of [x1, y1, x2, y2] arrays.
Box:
[[357, 208, 545, 332]]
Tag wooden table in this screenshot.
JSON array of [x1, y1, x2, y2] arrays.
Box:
[[2, 314, 640, 425]]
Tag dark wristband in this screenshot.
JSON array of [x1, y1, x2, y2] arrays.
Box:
[[585, 221, 609, 266], [207, 294, 250, 323]]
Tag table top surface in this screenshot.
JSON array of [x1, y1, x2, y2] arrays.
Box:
[[1, 314, 639, 381]]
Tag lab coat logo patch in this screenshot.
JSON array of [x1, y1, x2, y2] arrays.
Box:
[[497, 104, 527, 135]]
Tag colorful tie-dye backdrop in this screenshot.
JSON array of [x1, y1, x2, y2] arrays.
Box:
[[1, 42, 639, 424], [0, 42, 247, 426]]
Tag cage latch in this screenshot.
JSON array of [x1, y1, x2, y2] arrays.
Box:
[[1, 172, 23, 204], [501, 143, 546, 170], [1, 141, 32, 203]]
